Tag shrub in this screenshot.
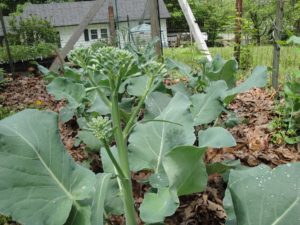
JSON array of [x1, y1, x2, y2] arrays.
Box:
[[7, 15, 59, 46], [0, 43, 56, 63]]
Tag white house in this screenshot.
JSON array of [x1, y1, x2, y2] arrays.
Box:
[[0, 0, 170, 49]]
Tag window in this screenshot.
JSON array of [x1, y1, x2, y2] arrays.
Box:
[[100, 29, 108, 39], [90, 29, 98, 40], [84, 29, 89, 41]]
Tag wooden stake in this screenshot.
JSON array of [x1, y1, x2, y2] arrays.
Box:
[[177, 0, 212, 61], [108, 0, 116, 46], [0, 9, 15, 78], [234, 0, 243, 63], [150, 0, 162, 56], [272, 0, 284, 90], [50, 0, 105, 72]]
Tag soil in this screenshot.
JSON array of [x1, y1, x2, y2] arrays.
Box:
[[0, 74, 298, 225]]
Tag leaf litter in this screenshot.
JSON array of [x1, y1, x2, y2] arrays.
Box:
[[0, 75, 299, 225]]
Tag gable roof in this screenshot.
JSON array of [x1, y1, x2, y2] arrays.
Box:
[[24, 0, 169, 26]]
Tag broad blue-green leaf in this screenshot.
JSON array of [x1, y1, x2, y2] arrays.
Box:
[[144, 92, 171, 120], [78, 131, 101, 151], [222, 66, 268, 102], [165, 58, 192, 76], [128, 93, 195, 172], [64, 204, 91, 225], [198, 127, 236, 148], [140, 188, 179, 224], [149, 171, 169, 189], [60, 106, 76, 123], [119, 75, 148, 96], [206, 160, 241, 175], [168, 82, 191, 97], [64, 67, 81, 82], [224, 163, 300, 225], [190, 81, 228, 126], [205, 56, 238, 88], [101, 144, 122, 217], [101, 146, 119, 174], [163, 146, 207, 196], [87, 95, 110, 115], [104, 178, 124, 215], [47, 77, 85, 109], [0, 110, 96, 225], [91, 173, 111, 225], [126, 76, 149, 96], [37, 64, 58, 81]]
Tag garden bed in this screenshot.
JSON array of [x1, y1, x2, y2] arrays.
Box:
[[0, 73, 298, 225]]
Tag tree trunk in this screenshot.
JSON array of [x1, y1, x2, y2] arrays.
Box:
[[272, 0, 284, 90], [234, 0, 243, 62]]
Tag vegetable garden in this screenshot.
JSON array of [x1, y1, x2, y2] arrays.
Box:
[[0, 37, 299, 225]]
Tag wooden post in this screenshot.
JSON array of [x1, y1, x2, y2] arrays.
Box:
[[50, 0, 105, 72], [0, 9, 15, 78], [177, 0, 212, 61], [272, 0, 284, 90], [150, 0, 162, 56], [108, 0, 116, 46], [234, 0, 243, 63]]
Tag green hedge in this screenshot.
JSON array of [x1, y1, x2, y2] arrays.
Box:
[[0, 43, 56, 64]]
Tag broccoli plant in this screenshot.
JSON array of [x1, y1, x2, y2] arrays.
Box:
[[0, 45, 269, 225]]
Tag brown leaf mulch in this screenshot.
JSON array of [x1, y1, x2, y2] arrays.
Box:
[[0, 75, 87, 162]]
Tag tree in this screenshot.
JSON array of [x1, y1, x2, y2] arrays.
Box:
[[193, 0, 235, 46], [165, 0, 189, 32], [243, 0, 274, 45], [1, 0, 74, 15], [165, 0, 235, 46]]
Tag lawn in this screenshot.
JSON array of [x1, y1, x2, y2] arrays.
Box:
[[164, 45, 300, 79]]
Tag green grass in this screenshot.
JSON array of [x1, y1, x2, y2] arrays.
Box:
[[164, 45, 300, 80]]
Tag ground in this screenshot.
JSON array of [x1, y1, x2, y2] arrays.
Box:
[[0, 74, 298, 225]]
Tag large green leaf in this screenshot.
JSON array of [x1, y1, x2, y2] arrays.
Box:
[[101, 146, 119, 174], [165, 58, 192, 76], [100, 147, 124, 215], [91, 173, 111, 225], [64, 204, 92, 225], [144, 92, 172, 120], [139, 188, 179, 224], [104, 178, 124, 215], [222, 66, 268, 102], [163, 146, 207, 196], [224, 163, 300, 225], [128, 93, 195, 172], [47, 77, 85, 108], [198, 127, 236, 148], [205, 57, 238, 88], [47, 77, 86, 122], [78, 131, 102, 151], [0, 110, 96, 225], [123, 75, 149, 97], [190, 81, 228, 126], [87, 95, 110, 115]]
